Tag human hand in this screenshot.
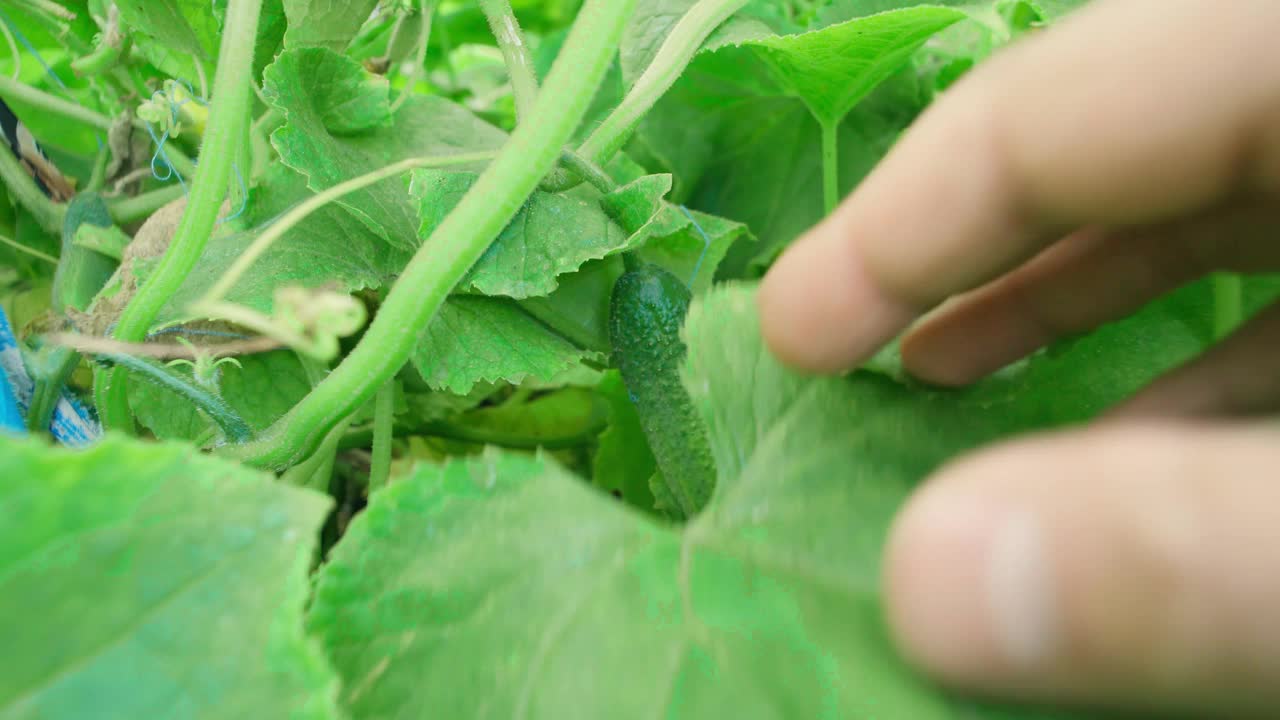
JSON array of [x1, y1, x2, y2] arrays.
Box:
[[759, 0, 1280, 715]]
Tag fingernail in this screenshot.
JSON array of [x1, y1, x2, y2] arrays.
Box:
[[886, 488, 1059, 683], [759, 230, 915, 373]]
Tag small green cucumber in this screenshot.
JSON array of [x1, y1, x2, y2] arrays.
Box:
[[609, 263, 715, 520], [53, 193, 119, 313]]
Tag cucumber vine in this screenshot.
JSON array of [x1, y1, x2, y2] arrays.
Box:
[[225, 0, 639, 468]]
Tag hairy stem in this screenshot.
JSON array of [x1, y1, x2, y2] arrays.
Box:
[[577, 0, 747, 166], [367, 381, 395, 490], [820, 119, 839, 215], [0, 140, 64, 233], [479, 0, 539, 122], [94, 351, 253, 443], [226, 0, 638, 469], [196, 151, 496, 305], [95, 0, 264, 432], [1212, 273, 1243, 341]]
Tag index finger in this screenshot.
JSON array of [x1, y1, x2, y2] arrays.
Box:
[[759, 0, 1280, 373]]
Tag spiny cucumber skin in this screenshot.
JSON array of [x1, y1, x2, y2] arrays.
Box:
[[609, 265, 715, 520], [54, 193, 118, 313]]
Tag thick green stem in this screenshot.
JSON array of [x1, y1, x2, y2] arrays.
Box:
[[367, 381, 395, 490], [577, 0, 747, 166], [1212, 273, 1243, 341], [195, 152, 496, 305], [479, 0, 540, 123], [225, 0, 638, 469], [0, 141, 64, 233], [95, 0, 263, 433], [108, 184, 186, 225], [820, 119, 839, 215]]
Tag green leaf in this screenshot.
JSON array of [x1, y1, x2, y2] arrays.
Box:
[[0, 434, 339, 720], [129, 350, 313, 443], [114, 0, 219, 85], [411, 295, 595, 394], [684, 91, 920, 275], [282, 0, 381, 52], [161, 164, 406, 323], [741, 7, 966, 126], [630, 16, 934, 269], [309, 275, 1223, 717], [600, 175, 751, 294], [411, 170, 639, 299], [114, 0, 219, 59], [255, 0, 290, 80], [266, 48, 505, 250]]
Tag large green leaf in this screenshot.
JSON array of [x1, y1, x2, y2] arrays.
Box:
[[411, 171, 638, 299], [266, 48, 505, 250], [740, 7, 965, 126], [0, 435, 338, 720], [115, 0, 220, 85], [682, 90, 920, 275], [411, 295, 596, 395], [317, 277, 1223, 717], [308, 272, 1238, 717], [161, 164, 407, 322], [600, 174, 750, 293], [114, 0, 219, 59], [282, 0, 381, 52]]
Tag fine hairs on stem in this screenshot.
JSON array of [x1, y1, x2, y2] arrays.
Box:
[[478, 0, 540, 123], [224, 0, 639, 469]]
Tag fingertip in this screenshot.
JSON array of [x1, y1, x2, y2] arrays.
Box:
[[885, 447, 1058, 689], [759, 227, 916, 374]]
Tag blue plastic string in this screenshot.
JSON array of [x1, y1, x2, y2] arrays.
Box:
[[222, 161, 248, 224], [144, 117, 187, 190], [143, 81, 249, 224], [678, 205, 713, 287]]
